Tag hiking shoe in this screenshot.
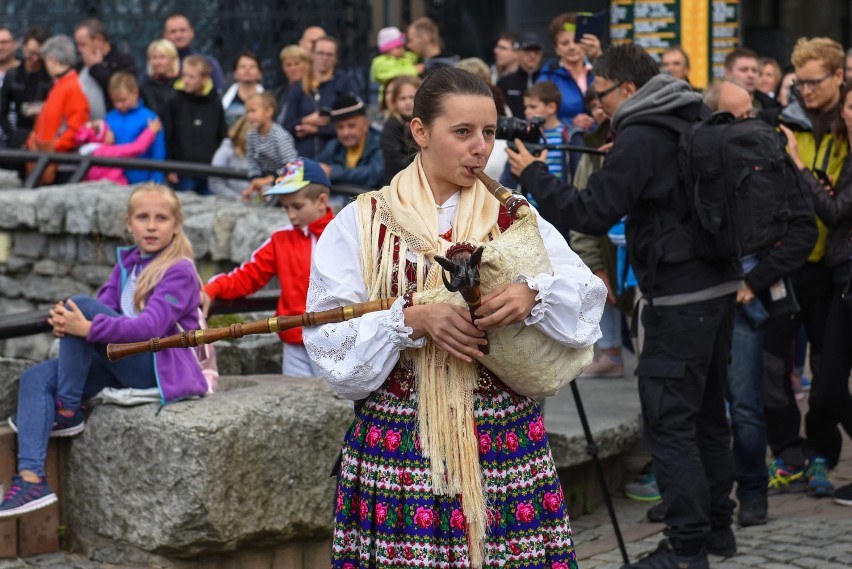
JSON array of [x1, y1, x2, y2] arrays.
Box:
[[622, 539, 709, 569], [805, 457, 834, 497], [625, 471, 661, 502], [767, 458, 806, 494], [8, 408, 85, 438], [580, 352, 624, 378], [706, 526, 737, 557], [0, 474, 57, 519], [833, 482, 852, 506], [737, 496, 768, 527], [646, 501, 667, 523]]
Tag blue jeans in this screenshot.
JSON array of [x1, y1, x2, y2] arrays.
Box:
[[598, 303, 623, 350], [16, 296, 156, 477], [726, 306, 768, 502]]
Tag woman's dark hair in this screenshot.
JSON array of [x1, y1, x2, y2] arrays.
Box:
[[412, 67, 493, 126], [831, 82, 852, 146], [234, 50, 262, 75], [593, 44, 660, 89], [24, 27, 50, 46]]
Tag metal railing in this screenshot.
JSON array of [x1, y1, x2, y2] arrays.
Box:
[[0, 291, 280, 340], [0, 149, 372, 197]]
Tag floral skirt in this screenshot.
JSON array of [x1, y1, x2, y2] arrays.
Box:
[[332, 385, 579, 569]]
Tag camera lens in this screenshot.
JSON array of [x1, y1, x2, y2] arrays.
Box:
[[495, 116, 543, 143]]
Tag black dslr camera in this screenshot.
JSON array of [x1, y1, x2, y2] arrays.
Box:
[[496, 116, 548, 155], [496, 115, 607, 159], [496, 116, 546, 143]]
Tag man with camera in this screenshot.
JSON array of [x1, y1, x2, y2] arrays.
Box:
[[507, 44, 740, 569]]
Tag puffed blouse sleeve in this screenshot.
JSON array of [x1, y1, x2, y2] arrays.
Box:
[[303, 202, 426, 400], [517, 210, 606, 348]]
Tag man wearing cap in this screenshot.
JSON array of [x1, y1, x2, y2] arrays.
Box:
[[497, 31, 545, 118], [315, 94, 385, 188], [203, 158, 334, 377]]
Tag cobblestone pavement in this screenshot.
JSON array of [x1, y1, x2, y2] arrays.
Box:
[[573, 419, 852, 569]]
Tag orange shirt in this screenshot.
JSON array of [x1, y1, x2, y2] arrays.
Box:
[[32, 70, 89, 152]]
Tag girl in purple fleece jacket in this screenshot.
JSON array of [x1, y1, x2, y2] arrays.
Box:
[[0, 183, 210, 520]]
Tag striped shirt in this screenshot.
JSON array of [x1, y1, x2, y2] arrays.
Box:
[[542, 125, 566, 182], [246, 123, 298, 179]]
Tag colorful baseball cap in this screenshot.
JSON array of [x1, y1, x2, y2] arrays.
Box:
[[264, 158, 331, 196]]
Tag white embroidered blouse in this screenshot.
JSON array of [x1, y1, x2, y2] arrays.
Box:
[[303, 193, 606, 400]]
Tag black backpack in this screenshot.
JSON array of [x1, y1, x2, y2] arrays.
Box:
[[679, 112, 793, 260]]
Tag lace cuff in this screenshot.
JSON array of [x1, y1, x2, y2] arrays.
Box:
[[517, 273, 555, 325], [380, 296, 427, 350]]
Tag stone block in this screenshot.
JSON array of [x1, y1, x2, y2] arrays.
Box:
[[210, 208, 250, 261], [65, 187, 103, 235], [1, 333, 54, 362], [33, 259, 72, 277], [12, 231, 48, 259], [183, 211, 214, 259], [0, 189, 37, 229], [0, 169, 22, 188], [238, 335, 283, 374], [230, 210, 287, 264], [46, 236, 79, 263], [70, 264, 114, 288], [66, 375, 351, 563], [0, 297, 34, 314], [0, 357, 32, 419], [0, 275, 22, 298], [36, 188, 69, 234], [3, 255, 33, 273], [95, 188, 134, 238], [19, 274, 92, 303]]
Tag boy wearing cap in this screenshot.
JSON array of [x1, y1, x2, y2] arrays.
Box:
[[370, 26, 418, 104], [202, 158, 334, 377], [315, 94, 384, 188]]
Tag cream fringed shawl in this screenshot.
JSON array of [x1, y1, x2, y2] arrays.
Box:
[[356, 156, 501, 567]]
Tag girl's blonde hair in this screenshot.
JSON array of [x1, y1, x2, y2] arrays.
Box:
[[228, 115, 251, 158], [126, 183, 200, 312], [146, 39, 180, 78]]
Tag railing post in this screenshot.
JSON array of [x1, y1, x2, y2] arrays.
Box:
[[69, 155, 92, 184], [24, 156, 50, 188]]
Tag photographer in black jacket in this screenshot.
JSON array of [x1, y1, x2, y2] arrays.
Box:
[[507, 44, 740, 569]]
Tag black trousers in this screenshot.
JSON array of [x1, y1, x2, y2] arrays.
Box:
[[637, 294, 736, 545], [806, 283, 852, 464], [762, 262, 833, 467]]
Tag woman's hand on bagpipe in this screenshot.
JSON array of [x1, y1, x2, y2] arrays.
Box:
[[404, 303, 487, 363], [474, 283, 538, 331]]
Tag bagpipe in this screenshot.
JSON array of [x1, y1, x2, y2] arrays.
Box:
[[107, 169, 592, 398]]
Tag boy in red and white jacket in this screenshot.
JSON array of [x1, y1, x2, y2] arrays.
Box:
[[202, 158, 334, 376]]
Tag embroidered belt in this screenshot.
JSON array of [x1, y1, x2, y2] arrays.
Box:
[[384, 363, 513, 398]]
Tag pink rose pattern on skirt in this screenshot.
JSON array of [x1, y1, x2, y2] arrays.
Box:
[[331, 385, 579, 568]]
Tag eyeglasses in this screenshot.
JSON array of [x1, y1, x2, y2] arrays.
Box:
[[595, 81, 624, 100], [313, 51, 335, 58], [792, 72, 834, 91]]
